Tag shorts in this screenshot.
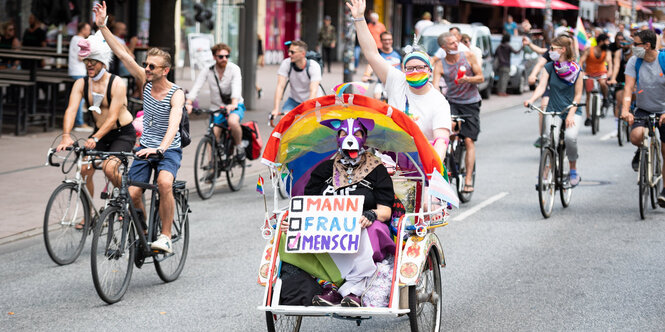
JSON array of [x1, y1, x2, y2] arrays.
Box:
[[213, 103, 246, 125], [281, 97, 302, 113], [128, 146, 183, 184], [584, 74, 608, 92], [631, 109, 665, 143], [93, 123, 136, 152], [449, 101, 481, 141]]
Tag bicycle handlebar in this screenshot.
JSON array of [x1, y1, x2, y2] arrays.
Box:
[[525, 103, 585, 115], [269, 112, 286, 127]]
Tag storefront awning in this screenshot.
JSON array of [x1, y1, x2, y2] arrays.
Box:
[[642, 1, 665, 7], [617, 0, 653, 12], [464, 0, 578, 10]]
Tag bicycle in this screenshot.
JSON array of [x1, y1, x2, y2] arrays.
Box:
[[584, 76, 605, 135], [445, 114, 475, 203], [192, 108, 246, 199], [44, 142, 114, 265], [526, 103, 584, 218], [89, 150, 190, 304], [633, 113, 663, 219]]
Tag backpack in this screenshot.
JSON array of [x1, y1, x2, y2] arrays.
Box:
[[635, 49, 665, 88], [306, 50, 324, 72], [174, 88, 192, 148], [241, 120, 262, 160]]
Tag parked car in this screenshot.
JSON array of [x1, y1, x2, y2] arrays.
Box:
[[489, 34, 539, 94], [418, 23, 494, 99]]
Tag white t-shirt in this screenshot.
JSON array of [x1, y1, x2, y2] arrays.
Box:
[[384, 66, 452, 140], [277, 58, 322, 103], [415, 20, 433, 36], [68, 35, 86, 76]]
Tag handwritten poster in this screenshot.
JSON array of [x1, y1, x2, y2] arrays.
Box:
[[285, 195, 364, 254]]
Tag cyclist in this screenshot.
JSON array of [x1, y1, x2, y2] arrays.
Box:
[[579, 33, 612, 126], [95, 2, 185, 253], [524, 35, 584, 187], [270, 40, 322, 121], [56, 30, 136, 221], [619, 29, 665, 206], [361, 31, 401, 100], [186, 43, 245, 161], [348, 0, 450, 161], [608, 34, 632, 119], [434, 31, 484, 193]]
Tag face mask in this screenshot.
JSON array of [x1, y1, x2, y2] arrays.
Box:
[[549, 51, 561, 61], [600, 44, 609, 51], [633, 46, 646, 58], [447, 49, 459, 55], [406, 70, 430, 89]]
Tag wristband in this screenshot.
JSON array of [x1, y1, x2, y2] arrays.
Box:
[[98, 16, 108, 28], [362, 210, 377, 222], [353, 17, 365, 22]]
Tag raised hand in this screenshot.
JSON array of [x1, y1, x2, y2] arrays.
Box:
[[92, 1, 108, 28], [345, 0, 366, 19]]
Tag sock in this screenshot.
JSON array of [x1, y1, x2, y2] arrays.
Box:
[[235, 144, 243, 154]]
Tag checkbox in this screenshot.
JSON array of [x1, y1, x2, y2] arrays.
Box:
[[291, 197, 303, 212], [289, 217, 301, 231]]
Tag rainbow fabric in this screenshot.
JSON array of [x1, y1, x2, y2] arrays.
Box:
[[332, 82, 368, 98], [256, 175, 264, 195], [405, 71, 429, 89], [575, 17, 589, 51]]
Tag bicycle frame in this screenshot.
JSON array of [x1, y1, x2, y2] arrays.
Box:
[[638, 115, 663, 188]]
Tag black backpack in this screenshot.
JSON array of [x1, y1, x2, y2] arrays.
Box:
[[305, 50, 324, 72], [174, 88, 191, 148]]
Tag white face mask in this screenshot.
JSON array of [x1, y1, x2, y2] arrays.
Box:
[[632, 46, 646, 59], [549, 51, 561, 61]]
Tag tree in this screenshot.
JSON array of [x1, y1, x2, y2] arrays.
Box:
[[149, 0, 177, 81]]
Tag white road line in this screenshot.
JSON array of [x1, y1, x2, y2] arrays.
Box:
[[452, 192, 509, 221], [599, 131, 616, 141]]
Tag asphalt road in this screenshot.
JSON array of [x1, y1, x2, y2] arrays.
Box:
[[1, 105, 664, 331]]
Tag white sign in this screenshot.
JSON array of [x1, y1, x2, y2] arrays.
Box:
[[187, 33, 215, 80], [285, 195, 365, 254]]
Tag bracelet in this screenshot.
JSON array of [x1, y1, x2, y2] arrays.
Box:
[[353, 17, 365, 22], [98, 16, 108, 28], [363, 210, 377, 222]]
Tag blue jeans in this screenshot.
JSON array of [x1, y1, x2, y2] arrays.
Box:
[[281, 97, 301, 113], [71, 75, 86, 126]]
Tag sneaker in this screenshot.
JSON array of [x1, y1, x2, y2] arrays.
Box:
[[74, 124, 94, 132], [533, 136, 549, 148], [584, 118, 592, 127], [631, 150, 640, 172], [340, 293, 362, 307], [235, 147, 246, 162], [151, 234, 172, 253], [658, 189, 665, 208], [569, 170, 581, 187], [312, 287, 342, 306]]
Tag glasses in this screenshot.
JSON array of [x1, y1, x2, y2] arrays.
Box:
[[404, 65, 429, 73], [142, 62, 164, 70], [549, 46, 562, 51], [83, 59, 99, 66], [634, 42, 645, 46], [216, 54, 230, 59], [381, 38, 393, 42], [288, 50, 300, 55]]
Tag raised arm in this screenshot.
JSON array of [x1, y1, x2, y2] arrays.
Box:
[[347, 0, 391, 84], [93, 1, 145, 85]]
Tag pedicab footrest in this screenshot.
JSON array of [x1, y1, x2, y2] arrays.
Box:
[[257, 305, 410, 317]]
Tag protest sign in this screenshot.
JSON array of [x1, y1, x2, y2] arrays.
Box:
[[285, 195, 364, 254]]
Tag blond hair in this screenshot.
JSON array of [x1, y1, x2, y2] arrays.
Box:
[[147, 48, 172, 68]]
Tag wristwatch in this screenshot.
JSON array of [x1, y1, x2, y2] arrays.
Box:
[[91, 136, 99, 143]]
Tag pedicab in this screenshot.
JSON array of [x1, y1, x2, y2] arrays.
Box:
[[257, 91, 457, 332]]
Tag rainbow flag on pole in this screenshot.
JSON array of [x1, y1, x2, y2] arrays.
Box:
[[575, 16, 590, 51], [256, 175, 264, 195]]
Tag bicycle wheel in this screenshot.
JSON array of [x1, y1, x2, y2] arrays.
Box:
[[456, 144, 475, 203], [591, 95, 600, 135], [266, 311, 302, 332], [408, 248, 443, 332], [91, 206, 136, 304], [43, 182, 91, 265], [538, 149, 555, 218], [649, 142, 662, 210], [194, 137, 217, 200], [559, 148, 573, 208], [617, 119, 626, 146], [225, 140, 246, 192], [638, 149, 649, 220], [154, 192, 190, 282]]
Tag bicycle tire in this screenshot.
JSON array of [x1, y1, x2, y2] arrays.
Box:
[[538, 149, 555, 218], [408, 248, 442, 332], [224, 136, 245, 192], [154, 192, 190, 282], [43, 182, 91, 265], [266, 311, 302, 332], [91, 206, 136, 304], [456, 144, 474, 203], [649, 142, 662, 210], [559, 148, 573, 208], [638, 149, 648, 220], [617, 119, 626, 146], [591, 95, 599, 135], [194, 137, 217, 200]]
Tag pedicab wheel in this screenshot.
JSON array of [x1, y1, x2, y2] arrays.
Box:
[[559, 151, 573, 208], [266, 311, 302, 332], [638, 150, 648, 220], [456, 147, 475, 203], [225, 145, 246, 192], [154, 192, 190, 282], [408, 248, 442, 332], [538, 149, 555, 218], [44, 182, 91, 265], [194, 137, 217, 200], [91, 206, 136, 304]]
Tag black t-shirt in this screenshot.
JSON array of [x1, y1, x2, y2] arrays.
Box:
[[22, 28, 46, 47], [304, 159, 394, 211]]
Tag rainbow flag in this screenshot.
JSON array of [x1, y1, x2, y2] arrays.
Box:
[[575, 17, 590, 51], [332, 82, 369, 98], [256, 175, 264, 195], [428, 170, 459, 208]]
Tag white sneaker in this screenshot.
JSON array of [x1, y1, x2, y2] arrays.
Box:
[[151, 234, 173, 253]]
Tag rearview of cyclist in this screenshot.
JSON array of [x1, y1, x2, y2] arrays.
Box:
[[579, 33, 612, 126], [186, 43, 245, 161]]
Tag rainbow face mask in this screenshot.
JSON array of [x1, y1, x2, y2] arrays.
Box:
[[405, 70, 429, 89]]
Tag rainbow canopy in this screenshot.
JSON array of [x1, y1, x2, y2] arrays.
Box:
[[261, 94, 445, 196]]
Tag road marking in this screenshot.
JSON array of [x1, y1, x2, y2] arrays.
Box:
[[451, 192, 509, 221], [600, 131, 616, 141]]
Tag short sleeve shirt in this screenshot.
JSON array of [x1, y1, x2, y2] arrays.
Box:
[[544, 62, 581, 118], [278, 58, 322, 103], [384, 66, 452, 140], [625, 56, 665, 113]]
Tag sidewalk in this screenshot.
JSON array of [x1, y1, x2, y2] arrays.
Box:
[[0, 62, 526, 244]]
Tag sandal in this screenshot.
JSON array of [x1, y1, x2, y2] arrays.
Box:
[[74, 221, 86, 230], [461, 184, 474, 193]]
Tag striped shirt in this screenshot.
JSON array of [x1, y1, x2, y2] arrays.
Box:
[[141, 82, 181, 149]]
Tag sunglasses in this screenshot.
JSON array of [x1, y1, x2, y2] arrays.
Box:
[[549, 46, 562, 51], [142, 62, 164, 70], [216, 54, 230, 59], [634, 42, 646, 46], [404, 65, 429, 73], [83, 59, 99, 66]]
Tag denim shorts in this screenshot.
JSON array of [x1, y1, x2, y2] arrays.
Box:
[[128, 146, 182, 184], [213, 103, 246, 125], [281, 97, 302, 113]]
